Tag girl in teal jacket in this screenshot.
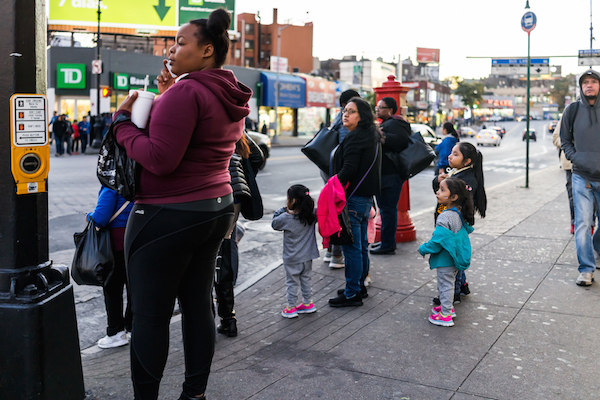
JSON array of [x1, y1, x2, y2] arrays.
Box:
[[419, 178, 474, 327]]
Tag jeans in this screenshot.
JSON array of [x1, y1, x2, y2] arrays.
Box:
[[376, 174, 404, 250], [566, 170, 575, 225], [125, 201, 234, 399], [454, 270, 466, 295], [342, 196, 373, 298], [572, 174, 600, 274], [55, 135, 64, 154], [80, 134, 88, 154]]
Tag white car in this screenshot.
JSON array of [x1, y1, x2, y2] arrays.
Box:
[[459, 127, 477, 137], [476, 129, 501, 146], [410, 123, 441, 150]]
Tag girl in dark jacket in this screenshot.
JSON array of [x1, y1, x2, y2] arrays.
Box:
[[328, 97, 382, 307], [432, 142, 487, 304]]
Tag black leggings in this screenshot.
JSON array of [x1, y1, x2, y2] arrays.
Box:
[[125, 200, 234, 400]]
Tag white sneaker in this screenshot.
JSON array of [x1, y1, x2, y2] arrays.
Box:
[[329, 256, 345, 269], [323, 251, 332, 263], [98, 330, 129, 349], [576, 272, 594, 286]]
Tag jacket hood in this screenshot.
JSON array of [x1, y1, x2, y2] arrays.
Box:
[[579, 68, 600, 109], [183, 69, 252, 122]]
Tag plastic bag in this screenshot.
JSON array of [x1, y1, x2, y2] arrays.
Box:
[[97, 121, 137, 201], [71, 218, 114, 286]]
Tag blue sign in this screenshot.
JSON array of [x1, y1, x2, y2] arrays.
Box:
[[521, 11, 537, 33], [579, 49, 600, 56], [260, 72, 306, 108], [492, 58, 548, 65]]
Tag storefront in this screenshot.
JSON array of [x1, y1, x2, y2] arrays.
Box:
[[259, 72, 306, 136], [298, 75, 337, 135]]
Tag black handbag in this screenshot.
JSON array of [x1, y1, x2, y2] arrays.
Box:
[[97, 115, 137, 201], [301, 126, 339, 175], [71, 218, 114, 286], [385, 132, 436, 180]]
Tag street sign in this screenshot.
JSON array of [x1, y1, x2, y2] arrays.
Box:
[[11, 95, 48, 147], [521, 11, 537, 33], [578, 49, 600, 66], [92, 60, 102, 75], [491, 58, 549, 76]]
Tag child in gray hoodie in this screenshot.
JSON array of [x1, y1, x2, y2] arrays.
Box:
[[272, 184, 320, 318]]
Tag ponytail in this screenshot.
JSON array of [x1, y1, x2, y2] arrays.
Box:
[[287, 184, 316, 226], [457, 142, 487, 219], [443, 122, 460, 141]]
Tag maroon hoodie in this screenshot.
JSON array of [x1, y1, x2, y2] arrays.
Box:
[[114, 69, 252, 204]]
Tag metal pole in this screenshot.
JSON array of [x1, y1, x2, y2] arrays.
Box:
[[273, 25, 284, 144], [525, 32, 531, 188], [91, 0, 103, 148], [591, 0, 594, 50]]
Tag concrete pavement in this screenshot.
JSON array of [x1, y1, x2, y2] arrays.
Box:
[[65, 163, 600, 400]]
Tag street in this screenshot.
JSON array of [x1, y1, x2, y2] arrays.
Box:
[[48, 120, 560, 296]]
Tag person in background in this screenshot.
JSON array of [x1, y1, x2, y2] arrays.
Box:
[[370, 97, 411, 255], [114, 8, 252, 400], [261, 122, 268, 135], [322, 89, 360, 269], [78, 116, 91, 154], [71, 119, 80, 155], [87, 187, 134, 348], [52, 114, 69, 156], [435, 122, 459, 175], [49, 111, 58, 144]]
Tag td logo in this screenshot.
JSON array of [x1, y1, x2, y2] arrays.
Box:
[[57, 64, 86, 89]]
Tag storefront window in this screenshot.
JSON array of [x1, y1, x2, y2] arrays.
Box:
[[298, 107, 326, 135]]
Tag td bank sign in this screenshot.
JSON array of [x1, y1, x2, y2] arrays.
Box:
[[56, 63, 86, 89]]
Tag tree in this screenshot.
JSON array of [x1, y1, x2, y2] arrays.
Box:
[[454, 81, 484, 109], [548, 75, 574, 112]]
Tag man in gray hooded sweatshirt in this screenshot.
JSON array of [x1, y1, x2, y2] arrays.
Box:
[[560, 69, 600, 286]]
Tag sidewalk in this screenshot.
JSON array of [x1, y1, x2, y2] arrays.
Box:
[[78, 165, 600, 400], [269, 132, 313, 147]]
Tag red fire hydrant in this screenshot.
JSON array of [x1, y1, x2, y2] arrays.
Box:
[[373, 75, 416, 242]]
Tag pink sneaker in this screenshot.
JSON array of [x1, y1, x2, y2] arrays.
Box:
[[432, 306, 456, 317], [429, 312, 454, 327], [296, 302, 317, 314], [281, 306, 298, 318]]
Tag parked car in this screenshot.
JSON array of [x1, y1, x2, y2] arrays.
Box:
[[410, 123, 441, 150], [522, 128, 537, 142], [476, 129, 501, 146], [459, 127, 477, 137], [246, 130, 271, 170], [488, 115, 503, 122], [488, 125, 506, 138], [549, 120, 558, 133]]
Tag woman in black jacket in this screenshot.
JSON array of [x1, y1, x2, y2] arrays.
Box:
[[215, 133, 264, 337], [329, 97, 382, 307], [371, 97, 411, 255]]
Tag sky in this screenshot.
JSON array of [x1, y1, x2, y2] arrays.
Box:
[[235, 0, 599, 80]]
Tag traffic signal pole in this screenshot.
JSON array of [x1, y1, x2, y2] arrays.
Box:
[[0, 1, 85, 398]]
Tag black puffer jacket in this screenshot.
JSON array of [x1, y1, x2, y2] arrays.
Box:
[[228, 133, 265, 220]]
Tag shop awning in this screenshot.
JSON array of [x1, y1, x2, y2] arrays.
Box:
[[260, 72, 306, 108]]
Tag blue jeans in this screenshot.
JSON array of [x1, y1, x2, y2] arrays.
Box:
[[342, 196, 373, 298], [376, 174, 403, 250], [572, 174, 600, 273], [455, 270, 466, 295]]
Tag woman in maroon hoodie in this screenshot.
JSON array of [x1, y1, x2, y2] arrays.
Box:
[[114, 9, 252, 400]]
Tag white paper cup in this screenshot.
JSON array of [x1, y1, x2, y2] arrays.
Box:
[[129, 90, 155, 129]]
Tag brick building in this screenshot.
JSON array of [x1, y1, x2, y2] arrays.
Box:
[[231, 9, 313, 73]]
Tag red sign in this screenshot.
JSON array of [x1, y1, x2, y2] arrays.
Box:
[[303, 75, 337, 108], [416, 48, 440, 63]]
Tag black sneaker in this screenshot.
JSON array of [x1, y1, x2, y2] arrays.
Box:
[[432, 293, 461, 306], [337, 287, 368, 298], [460, 283, 470, 295], [329, 293, 363, 307]]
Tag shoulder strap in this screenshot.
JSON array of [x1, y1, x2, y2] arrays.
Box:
[[348, 143, 379, 199], [569, 102, 580, 135], [109, 201, 130, 223]]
